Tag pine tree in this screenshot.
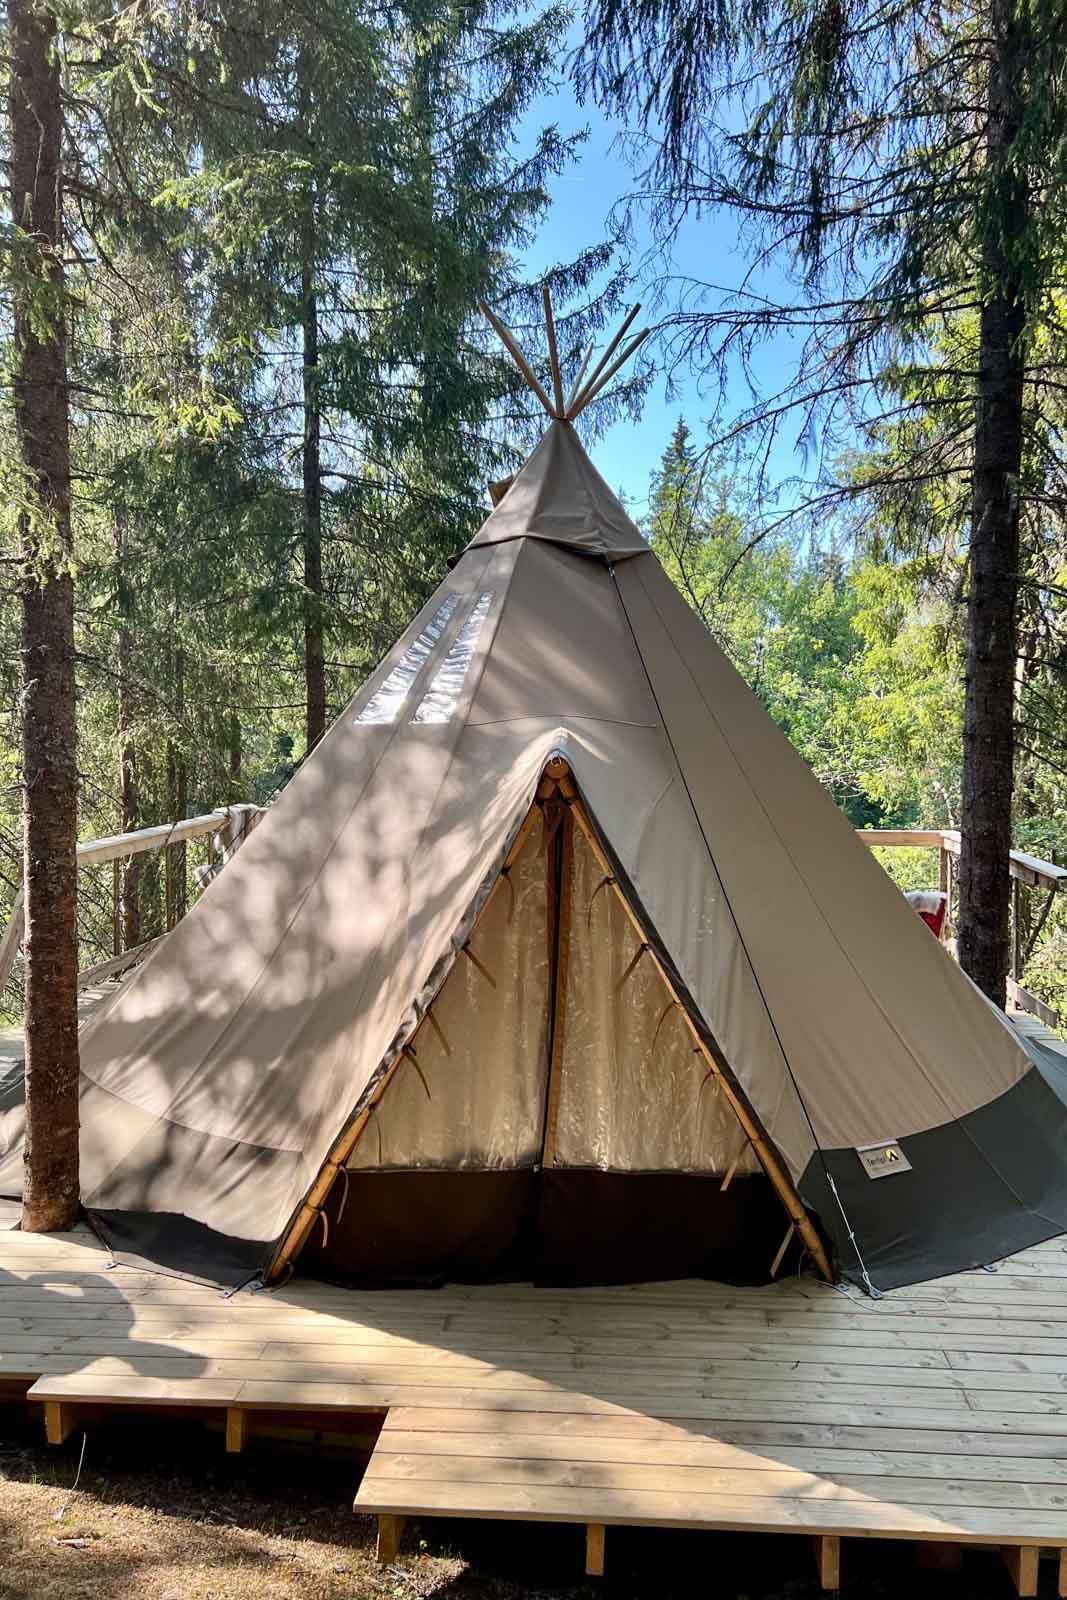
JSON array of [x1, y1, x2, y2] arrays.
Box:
[[8, 0, 80, 1231]]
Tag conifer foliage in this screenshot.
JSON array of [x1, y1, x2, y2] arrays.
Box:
[[576, 0, 1067, 1005]]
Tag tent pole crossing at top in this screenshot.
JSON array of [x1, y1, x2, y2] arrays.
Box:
[[480, 291, 651, 423]]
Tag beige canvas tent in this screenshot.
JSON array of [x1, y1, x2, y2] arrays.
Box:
[[2, 302, 1067, 1294]]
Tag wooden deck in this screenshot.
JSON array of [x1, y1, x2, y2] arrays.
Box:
[[2, 1227, 1067, 1590]]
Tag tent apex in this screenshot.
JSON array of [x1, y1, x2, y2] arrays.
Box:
[[467, 421, 649, 561]]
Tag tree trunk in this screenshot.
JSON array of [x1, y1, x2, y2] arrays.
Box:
[[228, 710, 242, 800], [958, 0, 1027, 1010], [115, 515, 140, 949], [10, 0, 80, 1232], [165, 646, 187, 930], [301, 214, 326, 753]]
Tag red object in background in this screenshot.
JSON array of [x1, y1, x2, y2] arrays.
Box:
[[904, 889, 948, 938]]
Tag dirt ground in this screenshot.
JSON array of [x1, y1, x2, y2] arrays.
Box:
[[0, 1402, 1057, 1600]]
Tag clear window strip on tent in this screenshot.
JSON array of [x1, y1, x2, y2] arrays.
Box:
[[354, 592, 462, 726], [413, 593, 495, 725]]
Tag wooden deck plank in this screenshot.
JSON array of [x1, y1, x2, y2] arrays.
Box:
[[18, 1353, 1067, 1411], [363, 1450, 1067, 1512], [377, 1405, 1067, 1455], [17, 1340, 1067, 1401], [353, 1477, 1067, 1543], [8, 1224, 1067, 1558], [14, 1313, 1067, 1359], [373, 1428, 1067, 1483]]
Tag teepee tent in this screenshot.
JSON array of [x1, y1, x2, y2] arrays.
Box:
[[3, 298, 1067, 1295]]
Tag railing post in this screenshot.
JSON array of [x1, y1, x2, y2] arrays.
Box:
[[0, 884, 26, 998], [111, 859, 121, 957]]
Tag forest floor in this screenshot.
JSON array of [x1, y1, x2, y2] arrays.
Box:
[[0, 1402, 1055, 1600]]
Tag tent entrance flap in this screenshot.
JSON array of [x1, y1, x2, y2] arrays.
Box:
[[290, 760, 829, 1288]]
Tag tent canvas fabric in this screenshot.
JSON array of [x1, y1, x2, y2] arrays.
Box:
[[3, 420, 1067, 1293]]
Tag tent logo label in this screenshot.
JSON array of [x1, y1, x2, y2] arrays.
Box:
[[855, 1140, 912, 1180]]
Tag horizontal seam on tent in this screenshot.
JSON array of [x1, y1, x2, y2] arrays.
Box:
[[631, 563, 1039, 1227], [76, 1068, 305, 1162], [471, 533, 645, 557], [466, 714, 659, 730]]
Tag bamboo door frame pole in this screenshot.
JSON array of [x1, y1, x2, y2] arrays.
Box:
[[540, 806, 573, 1170], [551, 762, 834, 1284]]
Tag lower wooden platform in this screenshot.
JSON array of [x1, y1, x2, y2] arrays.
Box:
[[3, 1226, 1067, 1592]]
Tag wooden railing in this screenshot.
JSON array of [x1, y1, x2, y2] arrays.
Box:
[[3, 810, 1059, 1027], [0, 804, 262, 1001], [858, 828, 1065, 1026]]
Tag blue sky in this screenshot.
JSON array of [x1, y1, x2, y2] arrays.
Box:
[[515, 66, 811, 525]]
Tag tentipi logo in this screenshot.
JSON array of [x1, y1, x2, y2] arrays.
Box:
[[855, 1140, 912, 1179]]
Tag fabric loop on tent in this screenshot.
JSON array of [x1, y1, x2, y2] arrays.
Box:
[[699, 1062, 720, 1096], [649, 997, 676, 1055], [499, 864, 517, 924], [586, 873, 616, 929], [334, 1165, 351, 1225], [614, 941, 649, 995], [403, 1045, 432, 1100], [462, 944, 497, 990], [425, 1009, 452, 1058]]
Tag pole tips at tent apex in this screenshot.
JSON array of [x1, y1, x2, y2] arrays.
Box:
[[480, 291, 650, 424]]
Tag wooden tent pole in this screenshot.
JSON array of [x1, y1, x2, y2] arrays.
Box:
[[542, 285, 566, 419], [552, 764, 834, 1284], [565, 303, 641, 417], [540, 807, 573, 1169], [264, 800, 547, 1283], [480, 301, 558, 420], [568, 328, 651, 420], [564, 342, 594, 414]]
